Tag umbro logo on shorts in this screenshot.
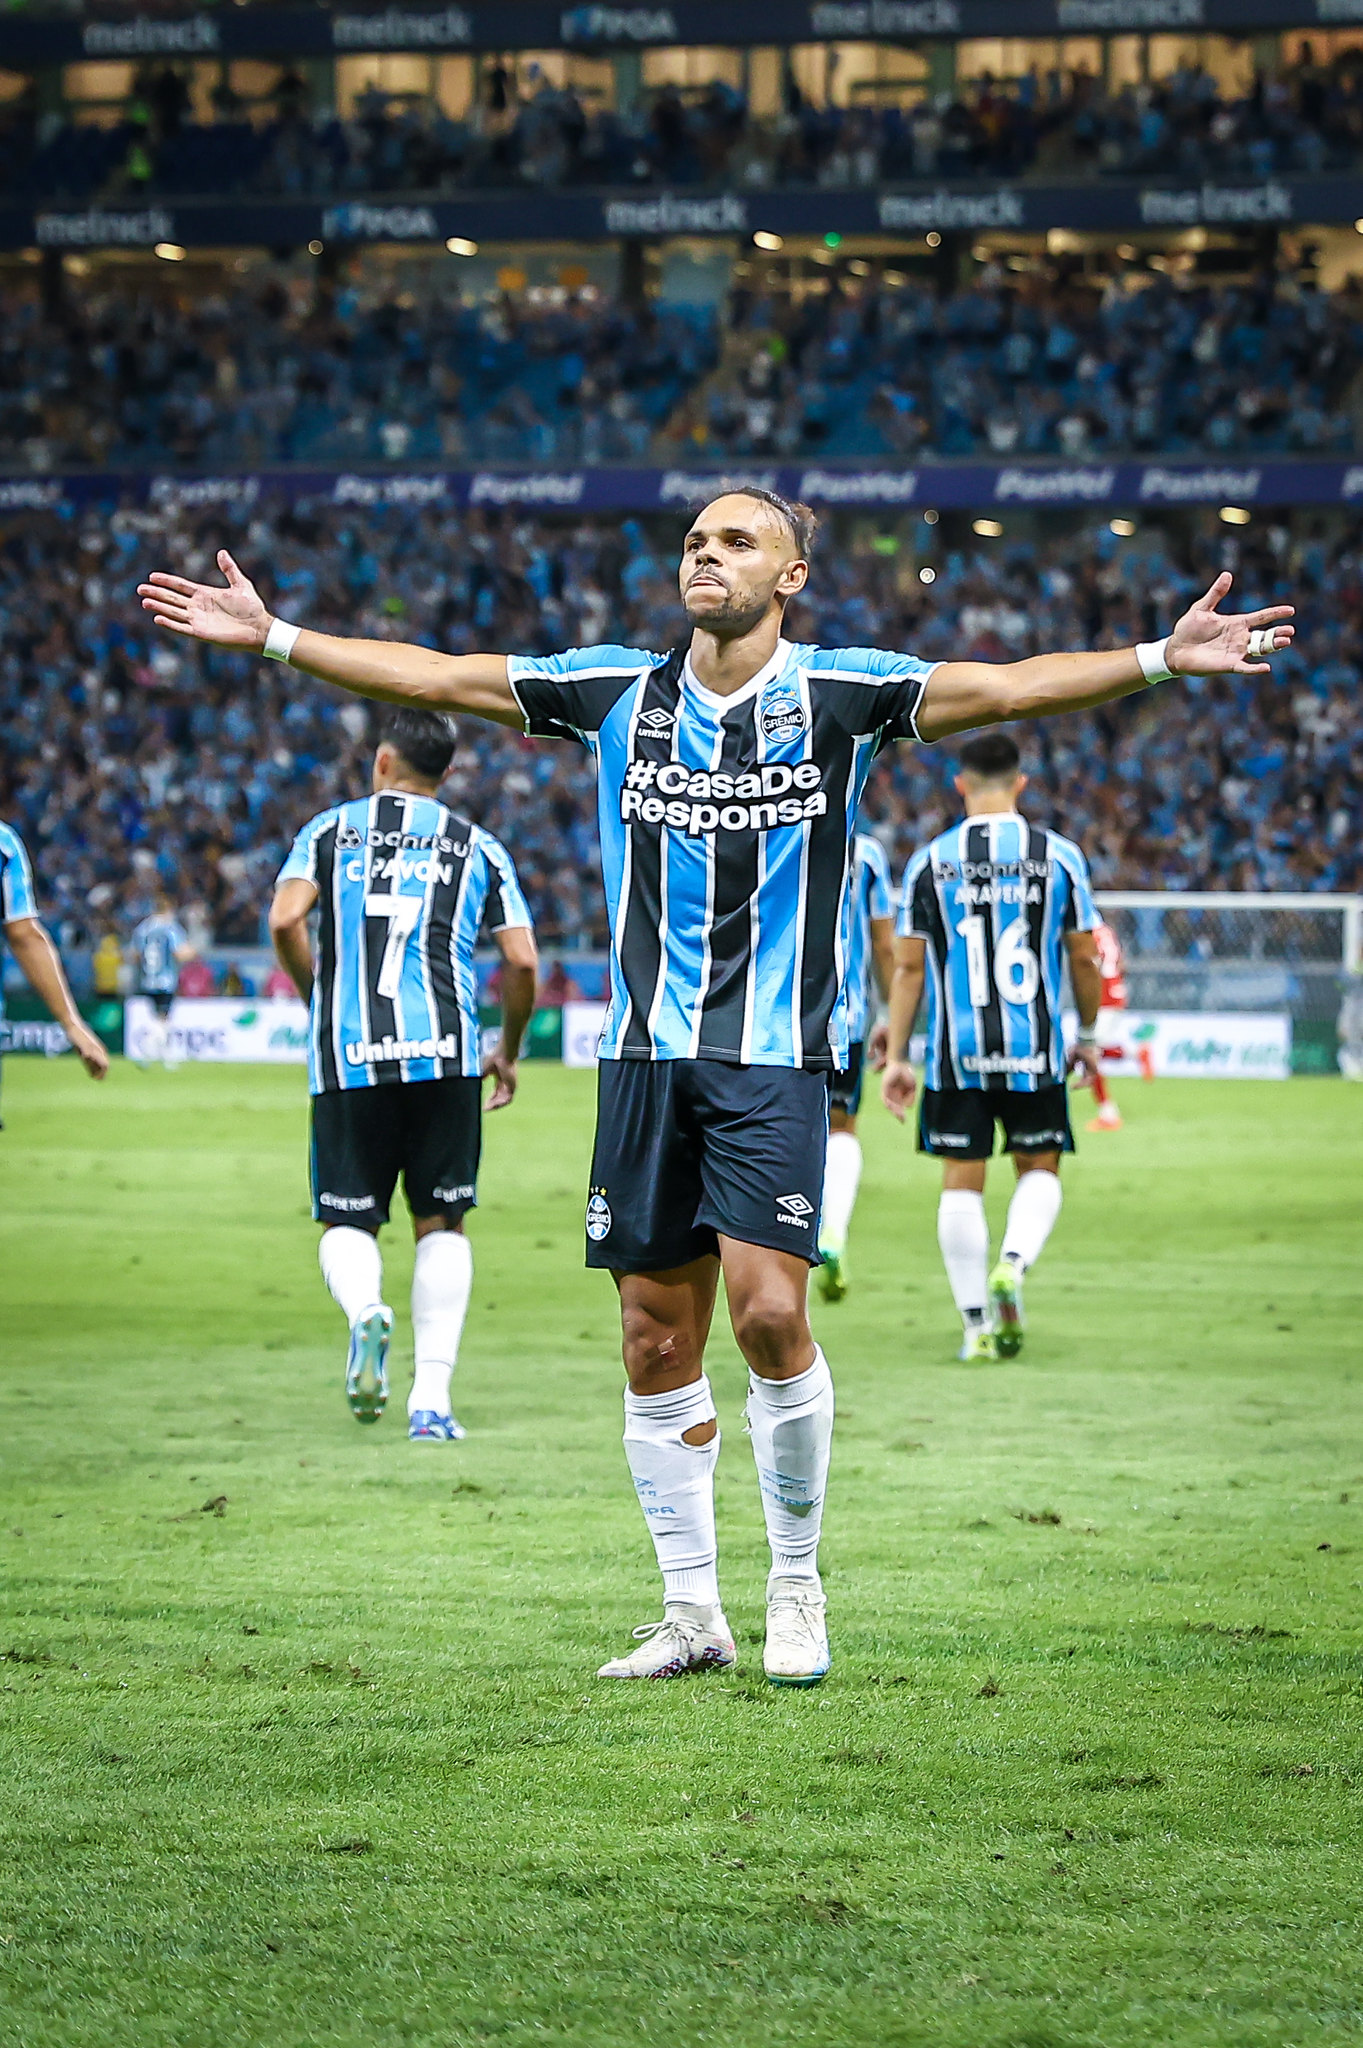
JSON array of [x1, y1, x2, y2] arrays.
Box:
[[775, 1191, 813, 1229]]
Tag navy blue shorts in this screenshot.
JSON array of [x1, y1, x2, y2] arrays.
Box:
[[311, 1077, 481, 1229], [828, 1040, 865, 1117], [586, 1058, 830, 1273], [917, 1082, 1074, 1161]]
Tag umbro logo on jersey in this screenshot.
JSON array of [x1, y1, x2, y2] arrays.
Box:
[[775, 1191, 814, 1229], [637, 707, 676, 735]]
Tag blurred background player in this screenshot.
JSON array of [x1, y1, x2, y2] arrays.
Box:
[[817, 829, 894, 1302], [269, 707, 537, 1440], [1088, 919, 1129, 1130], [881, 734, 1104, 1360], [130, 890, 196, 1069], [1, 818, 109, 1123]]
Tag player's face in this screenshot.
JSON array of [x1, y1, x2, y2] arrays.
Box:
[[679, 496, 807, 635]]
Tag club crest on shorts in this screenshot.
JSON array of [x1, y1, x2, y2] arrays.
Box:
[[586, 1189, 612, 1241], [760, 689, 806, 742]]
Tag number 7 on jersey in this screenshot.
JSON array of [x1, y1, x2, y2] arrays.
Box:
[[365, 892, 423, 1000]]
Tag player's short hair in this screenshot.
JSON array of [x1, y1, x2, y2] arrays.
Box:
[[958, 732, 1021, 781], [711, 486, 819, 561], [379, 707, 458, 782]]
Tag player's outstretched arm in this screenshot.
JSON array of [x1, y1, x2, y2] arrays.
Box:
[[916, 572, 1294, 742], [5, 917, 109, 1078], [139, 550, 522, 728]]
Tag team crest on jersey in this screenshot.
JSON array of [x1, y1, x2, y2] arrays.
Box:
[[586, 1189, 612, 1241], [760, 689, 806, 741]]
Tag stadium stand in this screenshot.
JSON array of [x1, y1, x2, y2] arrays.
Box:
[[2, 497, 1358, 958]]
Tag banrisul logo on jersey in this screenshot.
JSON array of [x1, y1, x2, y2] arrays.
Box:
[[620, 759, 827, 836]]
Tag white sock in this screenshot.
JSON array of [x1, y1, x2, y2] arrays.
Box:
[[938, 1189, 990, 1329], [819, 1130, 862, 1254], [408, 1231, 473, 1417], [318, 1226, 384, 1327], [1001, 1169, 1063, 1273], [746, 1348, 835, 1589], [622, 1376, 721, 1611]]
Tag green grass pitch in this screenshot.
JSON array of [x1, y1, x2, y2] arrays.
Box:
[[1, 1058, 1360, 2047]]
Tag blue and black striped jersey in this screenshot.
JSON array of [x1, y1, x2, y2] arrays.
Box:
[[508, 638, 934, 1070], [843, 833, 894, 1046], [0, 820, 38, 1027], [277, 793, 533, 1096], [897, 813, 1099, 1093], [131, 913, 188, 994]]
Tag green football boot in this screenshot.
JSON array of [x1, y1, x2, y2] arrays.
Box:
[[817, 1246, 849, 1303], [989, 1259, 1026, 1357], [957, 1327, 999, 1364]]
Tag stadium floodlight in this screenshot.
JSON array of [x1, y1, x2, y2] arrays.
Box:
[[1219, 506, 1252, 526], [753, 231, 783, 252], [1110, 518, 1137, 537], [972, 518, 1003, 538], [446, 237, 478, 257], [154, 243, 186, 263]]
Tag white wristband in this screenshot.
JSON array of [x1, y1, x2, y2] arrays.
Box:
[[1135, 636, 1174, 684], [1076, 1024, 1098, 1046], [263, 616, 300, 664]]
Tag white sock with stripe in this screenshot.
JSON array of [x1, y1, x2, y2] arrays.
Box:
[[819, 1131, 862, 1255], [622, 1377, 722, 1612], [937, 1190, 990, 1330], [409, 1231, 473, 1416], [1001, 1170, 1063, 1273], [318, 1226, 384, 1327], [746, 1349, 835, 1589]]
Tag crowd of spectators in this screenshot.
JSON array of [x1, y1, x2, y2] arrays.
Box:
[[4, 45, 1363, 203], [3, 265, 1360, 471], [1, 501, 1358, 974]]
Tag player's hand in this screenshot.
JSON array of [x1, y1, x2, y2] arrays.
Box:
[[138, 550, 272, 652], [866, 1020, 889, 1071], [1165, 572, 1294, 677], [68, 1022, 110, 1080], [880, 1058, 917, 1122], [1066, 1041, 1101, 1089], [482, 1047, 518, 1111]]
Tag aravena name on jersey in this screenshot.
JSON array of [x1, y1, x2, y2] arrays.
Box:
[[898, 813, 1099, 1094], [278, 792, 531, 1095], [508, 638, 933, 1070]]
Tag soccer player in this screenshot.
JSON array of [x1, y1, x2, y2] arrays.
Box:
[[816, 829, 894, 1302], [129, 889, 195, 1068], [881, 733, 1104, 1361], [1, 818, 109, 1118], [140, 500, 1293, 1684], [268, 708, 537, 1440], [1087, 918, 1130, 1130]]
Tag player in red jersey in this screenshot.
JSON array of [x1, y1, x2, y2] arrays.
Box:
[[1085, 919, 1152, 1129]]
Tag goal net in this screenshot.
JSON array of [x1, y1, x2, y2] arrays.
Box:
[[1095, 891, 1362, 1074]]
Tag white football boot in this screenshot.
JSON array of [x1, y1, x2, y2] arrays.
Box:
[[597, 1604, 735, 1680], [763, 1576, 830, 1687]]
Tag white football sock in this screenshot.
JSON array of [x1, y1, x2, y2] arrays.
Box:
[[408, 1231, 473, 1416], [746, 1348, 835, 1589], [819, 1131, 862, 1254], [1002, 1169, 1063, 1273], [938, 1189, 990, 1329], [622, 1376, 721, 1610], [318, 1226, 384, 1327]]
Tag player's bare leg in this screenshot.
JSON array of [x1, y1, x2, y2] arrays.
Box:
[[817, 1105, 861, 1302], [319, 1223, 393, 1423], [407, 1215, 473, 1441], [938, 1160, 997, 1362], [721, 1237, 834, 1687], [990, 1149, 1063, 1357], [598, 1257, 735, 1679]]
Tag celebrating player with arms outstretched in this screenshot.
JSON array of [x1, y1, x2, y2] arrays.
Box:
[[141, 497, 1293, 1686]]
